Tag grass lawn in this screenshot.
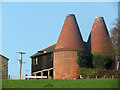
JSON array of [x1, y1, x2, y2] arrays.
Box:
[[2, 79, 119, 88]]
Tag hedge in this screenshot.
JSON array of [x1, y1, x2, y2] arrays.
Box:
[[79, 68, 120, 78], [77, 50, 93, 68], [92, 52, 113, 69]]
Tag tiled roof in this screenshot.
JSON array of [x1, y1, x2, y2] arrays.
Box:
[[87, 17, 112, 52], [54, 14, 86, 52], [30, 43, 56, 58]]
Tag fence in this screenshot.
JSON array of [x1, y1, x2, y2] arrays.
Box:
[[8, 75, 119, 80], [79, 75, 120, 79], [8, 75, 25, 80], [8, 75, 48, 80]]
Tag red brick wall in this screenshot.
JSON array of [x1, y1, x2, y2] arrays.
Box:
[[53, 51, 79, 79]]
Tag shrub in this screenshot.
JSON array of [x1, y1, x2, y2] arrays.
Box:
[[104, 70, 120, 78], [78, 68, 88, 78], [77, 51, 93, 68], [92, 52, 113, 69], [79, 68, 106, 78]]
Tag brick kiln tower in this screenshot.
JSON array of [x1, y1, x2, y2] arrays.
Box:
[[53, 14, 86, 79], [87, 17, 112, 53]]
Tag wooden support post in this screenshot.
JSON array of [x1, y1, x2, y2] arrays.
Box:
[[88, 76, 89, 79], [96, 75, 97, 79], [41, 72, 43, 76], [25, 74, 27, 80], [53, 68, 55, 77], [48, 70, 50, 78], [104, 75, 105, 78], [80, 75, 83, 79], [112, 75, 114, 79], [80, 75, 81, 79]]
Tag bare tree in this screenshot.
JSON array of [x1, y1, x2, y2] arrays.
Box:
[[110, 19, 120, 70]]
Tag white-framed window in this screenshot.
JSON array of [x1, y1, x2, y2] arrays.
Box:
[[35, 57, 38, 65]]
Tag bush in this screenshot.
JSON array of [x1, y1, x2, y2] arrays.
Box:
[[92, 52, 113, 69], [79, 68, 120, 78], [78, 68, 88, 78], [79, 68, 106, 78], [103, 70, 120, 78], [77, 51, 93, 68]]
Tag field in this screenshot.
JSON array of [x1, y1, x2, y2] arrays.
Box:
[[2, 79, 119, 88]]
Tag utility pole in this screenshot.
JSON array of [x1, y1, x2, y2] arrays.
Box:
[[18, 52, 25, 80]]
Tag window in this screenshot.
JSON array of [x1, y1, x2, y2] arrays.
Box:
[[35, 57, 38, 65], [33, 58, 35, 65], [32, 57, 38, 65]]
